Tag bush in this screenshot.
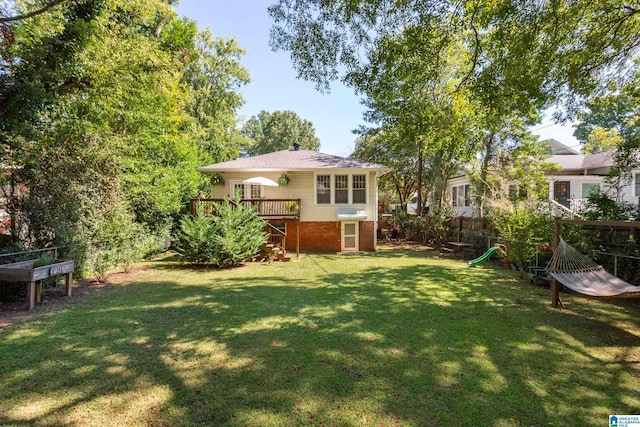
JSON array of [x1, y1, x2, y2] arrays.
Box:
[[488, 201, 553, 277], [175, 196, 268, 267], [33, 252, 55, 267], [579, 189, 639, 220]]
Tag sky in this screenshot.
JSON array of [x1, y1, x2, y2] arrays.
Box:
[[176, 0, 581, 157]]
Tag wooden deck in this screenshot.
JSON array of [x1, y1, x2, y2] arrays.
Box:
[[190, 198, 301, 220]]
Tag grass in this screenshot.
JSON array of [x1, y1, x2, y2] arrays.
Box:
[[1, 244, 639, 426]]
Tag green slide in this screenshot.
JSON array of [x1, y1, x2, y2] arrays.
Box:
[[468, 246, 503, 267]]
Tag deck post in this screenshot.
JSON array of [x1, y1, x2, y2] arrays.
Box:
[[296, 222, 300, 258]]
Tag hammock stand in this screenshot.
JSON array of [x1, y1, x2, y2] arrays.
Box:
[[549, 219, 640, 308]]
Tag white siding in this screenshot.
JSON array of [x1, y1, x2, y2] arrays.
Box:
[[620, 170, 640, 204], [447, 176, 474, 217], [547, 175, 607, 200], [207, 170, 378, 222]]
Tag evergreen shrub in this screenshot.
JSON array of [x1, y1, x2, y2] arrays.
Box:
[[175, 196, 268, 267]]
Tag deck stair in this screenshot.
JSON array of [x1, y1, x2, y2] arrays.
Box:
[[259, 223, 291, 262], [259, 242, 291, 262]]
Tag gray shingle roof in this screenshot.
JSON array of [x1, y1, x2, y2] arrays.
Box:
[[198, 149, 390, 173], [548, 149, 616, 171]]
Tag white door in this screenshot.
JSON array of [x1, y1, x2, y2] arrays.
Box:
[[230, 181, 262, 199], [341, 221, 359, 252]]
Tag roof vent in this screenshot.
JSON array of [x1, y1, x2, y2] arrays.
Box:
[[292, 142, 300, 151]]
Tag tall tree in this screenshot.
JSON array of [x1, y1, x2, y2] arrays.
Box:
[[582, 127, 623, 154], [269, 0, 640, 107], [241, 110, 320, 155], [573, 76, 640, 178], [574, 92, 637, 144], [268, 0, 640, 220], [0, 0, 251, 274], [352, 130, 418, 211], [182, 27, 251, 164]]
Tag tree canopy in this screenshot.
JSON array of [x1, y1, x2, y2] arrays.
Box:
[[269, 0, 640, 214], [269, 0, 639, 106], [241, 110, 320, 155], [0, 0, 250, 274]]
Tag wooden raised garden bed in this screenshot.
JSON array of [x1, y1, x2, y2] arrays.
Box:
[[0, 259, 75, 310]]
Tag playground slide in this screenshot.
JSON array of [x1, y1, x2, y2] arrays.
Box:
[[467, 246, 502, 267]]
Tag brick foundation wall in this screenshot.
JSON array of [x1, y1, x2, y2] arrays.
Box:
[[359, 221, 375, 252], [283, 221, 376, 252]]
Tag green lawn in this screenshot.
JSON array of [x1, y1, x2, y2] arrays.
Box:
[[1, 245, 639, 426]]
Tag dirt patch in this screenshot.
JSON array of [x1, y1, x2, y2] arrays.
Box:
[[0, 266, 149, 329]]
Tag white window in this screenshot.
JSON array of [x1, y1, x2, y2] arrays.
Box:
[[249, 184, 261, 199], [317, 175, 331, 204], [582, 183, 600, 198], [335, 175, 349, 204], [634, 173, 640, 197], [314, 173, 367, 205], [352, 174, 366, 204], [232, 182, 245, 199], [452, 184, 470, 207]]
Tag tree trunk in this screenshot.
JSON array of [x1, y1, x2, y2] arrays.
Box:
[[416, 141, 423, 216], [477, 132, 495, 218]]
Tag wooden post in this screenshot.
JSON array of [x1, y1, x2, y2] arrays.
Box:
[[296, 222, 300, 258], [65, 272, 72, 297], [35, 281, 42, 304], [551, 218, 561, 308], [26, 281, 35, 310]]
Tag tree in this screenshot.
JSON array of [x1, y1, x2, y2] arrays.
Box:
[[0, 0, 66, 23], [583, 127, 623, 154], [573, 76, 640, 179], [573, 92, 637, 144], [0, 0, 251, 274], [182, 28, 251, 165], [270, 2, 570, 219], [352, 130, 417, 212], [269, 0, 640, 109], [241, 110, 320, 155]]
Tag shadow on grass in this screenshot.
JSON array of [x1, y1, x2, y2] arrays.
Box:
[[1, 252, 639, 426]]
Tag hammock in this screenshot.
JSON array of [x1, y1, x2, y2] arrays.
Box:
[[547, 238, 640, 298]]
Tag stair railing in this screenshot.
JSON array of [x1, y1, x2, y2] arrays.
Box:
[[265, 223, 286, 253]]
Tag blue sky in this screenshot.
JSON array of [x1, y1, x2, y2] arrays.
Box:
[[176, 1, 581, 156]]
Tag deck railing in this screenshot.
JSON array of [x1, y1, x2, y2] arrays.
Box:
[[189, 198, 301, 219]]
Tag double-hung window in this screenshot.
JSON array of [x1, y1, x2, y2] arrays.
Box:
[[315, 173, 367, 204], [352, 174, 366, 203], [634, 173, 640, 198], [335, 175, 349, 204], [317, 175, 331, 204]]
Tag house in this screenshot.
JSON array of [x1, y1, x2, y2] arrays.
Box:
[[447, 139, 640, 217], [194, 146, 390, 253]]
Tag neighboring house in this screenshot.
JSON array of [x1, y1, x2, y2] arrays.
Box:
[[194, 146, 390, 252], [447, 139, 640, 217]]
